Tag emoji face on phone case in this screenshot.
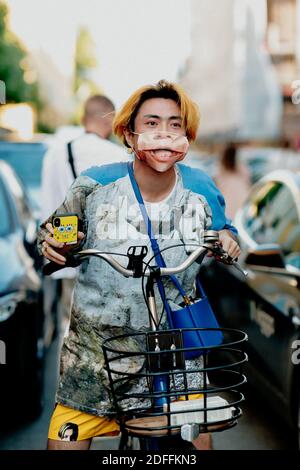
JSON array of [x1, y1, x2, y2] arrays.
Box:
[[52, 215, 78, 244]]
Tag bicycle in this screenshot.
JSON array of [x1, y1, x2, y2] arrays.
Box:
[[44, 230, 248, 451]]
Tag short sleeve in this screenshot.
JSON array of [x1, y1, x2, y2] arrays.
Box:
[[37, 175, 99, 255]]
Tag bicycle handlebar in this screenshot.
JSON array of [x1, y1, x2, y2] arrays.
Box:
[[42, 230, 247, 278]]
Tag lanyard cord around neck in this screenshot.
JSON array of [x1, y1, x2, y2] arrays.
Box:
[[127, 161, 192, 327]]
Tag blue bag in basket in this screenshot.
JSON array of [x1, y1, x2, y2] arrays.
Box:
[[168, 277, 224, 359]]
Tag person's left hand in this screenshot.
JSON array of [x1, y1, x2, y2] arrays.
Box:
[[218, 229, 241, 260]]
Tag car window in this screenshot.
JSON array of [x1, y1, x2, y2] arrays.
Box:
[[0, 177, 12, 237], [0, 163, 32, 225], [285, 252, 300, 269], [242, 181, 300, 254], [0, 142, 46, 186], [0, 142, 47, 210]]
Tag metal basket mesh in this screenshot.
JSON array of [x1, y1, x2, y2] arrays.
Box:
[[102, 327, 247, 437]]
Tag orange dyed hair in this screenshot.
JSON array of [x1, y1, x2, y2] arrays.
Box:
[[113, 79, 200, 147]]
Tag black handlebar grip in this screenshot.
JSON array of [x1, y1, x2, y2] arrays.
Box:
[[42, 253, 82, 275], [42, 261, 66, 276]]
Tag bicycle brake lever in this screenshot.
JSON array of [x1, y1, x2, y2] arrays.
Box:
[[232, 261, 248, 277], [204, 243, 248, 277], [203, 243, 229, 261], [217, 252, 248, 277]]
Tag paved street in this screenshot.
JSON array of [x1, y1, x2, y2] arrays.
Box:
[[0, 335, 296, 450]]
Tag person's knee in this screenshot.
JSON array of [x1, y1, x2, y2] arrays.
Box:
[[192, 433, 212, 450], [47, 438, 91, 450]]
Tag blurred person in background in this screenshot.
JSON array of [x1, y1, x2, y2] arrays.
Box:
[[41, 95, 127, 337], [214, 142, 251, 220]]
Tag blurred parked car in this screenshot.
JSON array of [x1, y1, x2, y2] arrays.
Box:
[[185, 146, 300, 184], [239, 147, 300, 184], [0, 161, 45, 420], [0, 140, 48, 220], [200, 169, 300, 447]]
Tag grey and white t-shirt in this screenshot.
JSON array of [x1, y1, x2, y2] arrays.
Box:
[[38, 167, 213, 416]]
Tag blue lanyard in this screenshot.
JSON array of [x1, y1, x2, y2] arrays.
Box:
[[127, 162, 189, 324]]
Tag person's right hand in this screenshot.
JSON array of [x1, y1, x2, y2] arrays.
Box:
[[41, 222, 85, 266]]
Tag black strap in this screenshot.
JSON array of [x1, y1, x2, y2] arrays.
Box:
[[67, 141, 77, 179]]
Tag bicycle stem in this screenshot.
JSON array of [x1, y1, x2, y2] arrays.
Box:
[[146, 273, 159, 331], [145, 273, 170, 407]]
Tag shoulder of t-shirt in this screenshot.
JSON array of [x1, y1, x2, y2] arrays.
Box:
[[81, 162, 129, 186], [43, 140, 68, 161], [177, 163, 218, 192], [78, 162, 236, 234], [80, 161, 218, 193], [179, 163, 228, 213]]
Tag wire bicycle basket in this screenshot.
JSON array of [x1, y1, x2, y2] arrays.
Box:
[[103, 327, 248, 442]]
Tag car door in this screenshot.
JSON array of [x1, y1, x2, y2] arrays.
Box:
[[0, 162, 38, 261], [236, 177, 300, 396]]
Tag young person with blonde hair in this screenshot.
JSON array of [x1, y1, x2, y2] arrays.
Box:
[[38, 80, 240, 450]]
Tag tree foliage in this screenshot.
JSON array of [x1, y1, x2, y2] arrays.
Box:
[[72, 26, 101, 123], [0, 2, 40, 105]]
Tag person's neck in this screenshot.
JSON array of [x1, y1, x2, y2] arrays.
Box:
[[85, 128, 106, 139], [133, 158, 176, 203]]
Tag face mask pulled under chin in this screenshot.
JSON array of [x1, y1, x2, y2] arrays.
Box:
[[133, 131, 189, 164]]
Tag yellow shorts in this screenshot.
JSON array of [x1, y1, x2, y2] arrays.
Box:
[[48, 394, 203, 442], [48, 404, 120, 441]]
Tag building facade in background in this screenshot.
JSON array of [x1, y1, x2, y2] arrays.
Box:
[[266, 0, 300, 144], [180, 0, 283, 143]]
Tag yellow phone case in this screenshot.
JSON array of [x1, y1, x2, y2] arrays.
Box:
[[52, 215, 78, 244]]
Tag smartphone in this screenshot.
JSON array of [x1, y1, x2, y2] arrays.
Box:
[[52, 214, 78, 245]]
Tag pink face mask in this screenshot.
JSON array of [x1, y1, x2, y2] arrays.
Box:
[[133, 131, 189, 172]]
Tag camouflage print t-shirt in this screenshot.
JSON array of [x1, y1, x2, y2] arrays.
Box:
[[38, 162, 232, 417]]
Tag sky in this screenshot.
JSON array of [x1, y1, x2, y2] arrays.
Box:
[[7, 0, 191, 107], [6, 0, 281, 140]]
